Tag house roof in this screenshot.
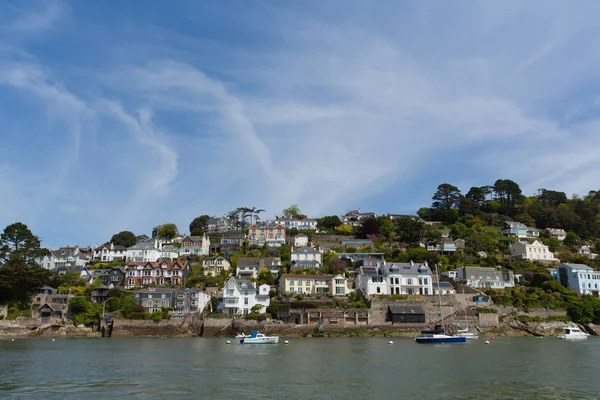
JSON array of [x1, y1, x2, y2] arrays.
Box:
[[560, 263, 593, 270], [281, 273, 343, 280], [226, 277, 256, 291], [134, 288, 176, 294], [383, 263, 432, 276], [249, 222, 285, 230], [503, 221, 527, 229], [432, 281, 455, 289], [292, 247, 320, 254], [237, 257, 281, 267], [127, 242, 158, 251], [388, 304, 425, 315]]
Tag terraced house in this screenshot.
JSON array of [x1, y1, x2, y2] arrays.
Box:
[[124, 261, 191, 288], [248, 222, 286, 247]]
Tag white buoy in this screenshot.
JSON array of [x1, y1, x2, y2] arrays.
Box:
[[11, 339, 15, 342], [284, 340, 289, 344], [389, 340, 394, 344], [484, 340, 490, 344], [226, 340, 231, 344], [52, 339, 55, 342]]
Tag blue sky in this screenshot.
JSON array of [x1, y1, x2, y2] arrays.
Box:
[[1, 1, 600, 248]]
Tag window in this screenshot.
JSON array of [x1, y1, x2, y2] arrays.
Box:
[[305, 280, 311, 285], [335, 279, 344, 284], [389, 278, 394, 284], [290, 279, 295, 285], [423, 278, 428, 285], [336, 287, 344, 294], [298, 287, 303, 294], [148, 300, 153, 307], [407, 278, 412, 285]]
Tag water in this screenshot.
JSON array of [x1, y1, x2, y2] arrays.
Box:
[[1, 336, 599, 399]]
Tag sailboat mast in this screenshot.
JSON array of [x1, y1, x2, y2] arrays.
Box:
[[435, 263, 444, 331]]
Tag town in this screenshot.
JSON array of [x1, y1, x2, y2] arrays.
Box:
[[1, 180, 600, 338]]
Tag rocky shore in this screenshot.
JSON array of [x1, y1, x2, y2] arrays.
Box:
[[1, 315, 593, 338]]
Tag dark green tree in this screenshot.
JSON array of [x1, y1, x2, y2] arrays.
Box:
[[110, 231, 136, 247], [431, 184, 461, 211], [157, 224, 179, 241], [0, 222, 50, 266], [189, 215, 210, 236], [318, 215, 342, 230]]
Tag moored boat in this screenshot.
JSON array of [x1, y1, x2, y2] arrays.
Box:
[[240, 330, 279, 344], [455, 328, 479, 340], [557, 327, 589, 339]]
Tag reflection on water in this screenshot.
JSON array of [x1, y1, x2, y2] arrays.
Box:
[[1, 337, 599, 399]]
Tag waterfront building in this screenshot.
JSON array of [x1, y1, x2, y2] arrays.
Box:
[[124, 261, 191, 288], [455, 266, 515, 289], [555, 263, 600, 296], [279, 274, 349, 296], [355, 262, 433, 296], [222, 277, 270, 315]]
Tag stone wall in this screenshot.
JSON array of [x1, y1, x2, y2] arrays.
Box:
[[478, 313, 500, 327]]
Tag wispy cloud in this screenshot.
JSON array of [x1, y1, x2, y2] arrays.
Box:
[[8, 0, 65, 33]]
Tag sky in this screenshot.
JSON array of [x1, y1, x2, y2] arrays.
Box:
[[1, 0, 600, 248]]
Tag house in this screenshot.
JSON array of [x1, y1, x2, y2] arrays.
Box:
[[274, 218, 318, 232], [221, 277, 270, 315], [98, 267, 125, 288], [577, 245, 598, 260], [124, 261, 191, 288], [293, 234, 309, 248], [341, 239, 374, 250], [335, 252, 386, 263], [279, 274, 349, 296], [356, 258, 386, 268], [207, 217, 233, 233], [423, 238, 457, 253], [290, 247, 322, 269], [91, 286, 111, 303], [248, 222, 286, 247], [179, 234, 210, 257], [502, 221, 528, 238], [31, 286, 71, 321], [455, 266, 515, 289], [546, 228, 567, 241], [55, 265, 85, 276], [93, 243, 127, 262], [432, 281, 457, 295], [173, 288, 211, 318], [40, 245, 92, 270], [355, 262, 433, 296], [126, 242, 161, 263], [509, 240, 558, 262], [235, 257, 281, 279], [159, 245, 180, 261], [555, 263, 600, 296], [386, 304, 425, 324], [345, 209, 378, 220], [441, 270, 458, 280], [219, 231, 246, 254], [502, 221, 539, 239], [454, 238, 466, 251], [203, 256, 232, 277], [132, 288, 176, 313]]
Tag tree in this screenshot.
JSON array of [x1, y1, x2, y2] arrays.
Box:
[[493, 179, 522, 217], [110, 231, 136, 247], [318, 215, 342, 230], [282, 204, 305, 219], [336, 225, 354, 235], [538, 189, 568, 207], [258, 269, 274, 285], [431, 184, 461, 211], [0, 222, 50, 266], [360, 218, 380, 238], [378, 218, 395, 241], [395, 216, 423, 243], [157, 224, 178, 241], [564, 232, 579, 247], [189, 215, 210, 236], [465, 186, 486, 206]]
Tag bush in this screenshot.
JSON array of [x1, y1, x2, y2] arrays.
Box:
[[151, 310, 163, 322], [476, 308, 497, 314], [245, 313, 271, 321]]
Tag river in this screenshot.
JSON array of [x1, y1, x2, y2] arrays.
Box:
[[1, 336, 599, 399]]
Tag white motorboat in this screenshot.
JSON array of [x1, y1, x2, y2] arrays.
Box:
[[239, 330, 279, 344], [235, 333, 247, 339], [557, 327, 589, 339]]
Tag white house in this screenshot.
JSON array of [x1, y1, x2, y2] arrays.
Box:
[[291, 247, 322, 269], [455, 266, 515, 289], [221, 277, 270, 315], [578, 245, 598, 260], [126, 242, 161, 263], [40, 245, 93, 270], [355, 262, 433, 296], [554, 263, 600, 295], [509, 240, 558, 262], [274, 218, 318, 232], [93, 243, 128, 262], [203, 256, 232, 277], [293, 234, 309, 248], [159, 245, 180, 261], [546, 228, 567, 241], [207, 217, 233, 233]]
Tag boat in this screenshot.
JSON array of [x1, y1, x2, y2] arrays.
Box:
[[235, 333, 247, 339], [239, 330, 279, 344], [416, 264, 466, 344], [454, 289, 479, 340], [557, 327, 589, 339]]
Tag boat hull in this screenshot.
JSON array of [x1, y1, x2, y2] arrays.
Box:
[[415, 336, 466, 344], [240, 337, 279, 344], [456, 333, 479, 340]]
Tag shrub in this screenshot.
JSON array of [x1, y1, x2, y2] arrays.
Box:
[[476, 308, 497, 314], [151, 310, 163, 322], [245, 313, 271, 321]]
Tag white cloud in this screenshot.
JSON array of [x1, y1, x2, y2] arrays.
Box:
[[8, 0, 65, 33]]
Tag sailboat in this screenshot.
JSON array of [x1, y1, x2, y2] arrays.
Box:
[[415, 264, 466, 344], [455, 288, 479, 340]]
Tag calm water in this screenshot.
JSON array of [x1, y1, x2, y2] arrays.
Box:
[[1, 336, 599, 399]]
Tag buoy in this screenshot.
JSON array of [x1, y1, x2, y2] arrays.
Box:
[[284, 340, 289, 344], [491, 336, 495, 340], [299, 337, 302, 340], [485, 340, 490, 344], [389, 341, 394, 344], [52, 339, 55, 341], [162, 337, 166, 340], [226, 340, 231, 344], [11, 339, 14, 342]]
